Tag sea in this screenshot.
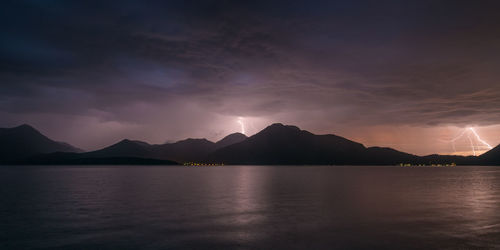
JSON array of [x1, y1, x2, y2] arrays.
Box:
[[1, 165, 500, 249]]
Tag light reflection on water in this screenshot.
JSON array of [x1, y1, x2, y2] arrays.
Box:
[[1, 165, 500, 249]]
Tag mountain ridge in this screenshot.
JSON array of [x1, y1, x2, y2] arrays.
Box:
[[0, 124, 82, 163], [2, 123, 500, 165]]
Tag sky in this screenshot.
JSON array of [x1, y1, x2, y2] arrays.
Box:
[[1, 0, 500, 156]]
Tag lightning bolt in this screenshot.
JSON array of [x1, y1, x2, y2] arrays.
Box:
[[237, 117, 245, 134], [449, 127, 492, 156], [450, 128, 468, 153], [469, 127, 493, 150], [466, 131, 476, 156]]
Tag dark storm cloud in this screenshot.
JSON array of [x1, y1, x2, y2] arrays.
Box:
[[2, 0, 500, 150]]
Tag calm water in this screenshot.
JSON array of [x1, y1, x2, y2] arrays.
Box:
[[1, 166, 500, 249]]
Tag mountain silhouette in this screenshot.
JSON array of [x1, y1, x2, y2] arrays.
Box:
[[477, 145, 500, 165], [0, 124, 82, 163], [363, 147, 420, 165], [157, 138, 217, 162], [2, 123, 500, 165], [83, 139, 157, 159], [85, 133, 248, 163], [208, 123, 373, 164], [14, 130, 250, 164], [207, 123, 498, 165], [214, 132, 247, 149]]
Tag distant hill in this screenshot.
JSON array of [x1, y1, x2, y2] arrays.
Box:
[[363, 147, 420, 165], [83, 139, 157, 159], [10, 129, 249, 164], [214, 133, 247, 149], [84, 133, 248, 163], [420, 154, 477, 165], [80, 134, 247, 163], [156, 138, 216, 162], [0, 124, 82, 163]]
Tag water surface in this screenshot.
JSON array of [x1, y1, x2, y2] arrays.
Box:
[[1, 165, 500, 249]]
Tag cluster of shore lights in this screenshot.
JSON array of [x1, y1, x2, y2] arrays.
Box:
[[183, 162, 224, 166], [399, 163, 456, 167]]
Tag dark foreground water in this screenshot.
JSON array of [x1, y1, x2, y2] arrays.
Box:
[[2, 166, 500, 249]]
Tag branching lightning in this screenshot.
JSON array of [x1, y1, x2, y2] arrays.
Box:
[[470, 128, 493, 149], [237, 117, 245, 134], [449, 127, 492, 156], [450, 128, 467, 153]]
